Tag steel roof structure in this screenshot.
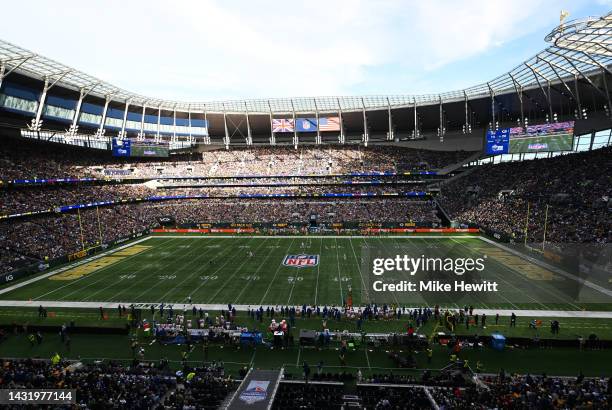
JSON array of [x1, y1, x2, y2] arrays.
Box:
[[1, 13, 611, 115]]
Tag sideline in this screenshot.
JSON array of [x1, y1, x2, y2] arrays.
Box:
[[0, 300, 611, 318], [0, 236, 152, 296]]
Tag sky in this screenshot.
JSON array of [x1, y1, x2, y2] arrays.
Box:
[[1, 0, 610, 102]]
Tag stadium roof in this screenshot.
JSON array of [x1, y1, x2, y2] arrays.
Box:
[[0, 13, 611, 114]]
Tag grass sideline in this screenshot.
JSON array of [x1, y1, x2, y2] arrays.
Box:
[[2, 308, 612, 377]]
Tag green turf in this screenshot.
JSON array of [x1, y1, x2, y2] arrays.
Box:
[[2, 309, 612, 377], [509, 134, 573, 153], [2, 307, 612, 341], [1, 235, 610, 310]]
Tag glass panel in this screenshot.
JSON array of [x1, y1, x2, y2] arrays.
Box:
[[0, 94, 37, 114]]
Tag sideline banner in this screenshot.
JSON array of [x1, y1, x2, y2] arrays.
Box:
[[151, 227, 479, 234], [227, 369, 281, 410]]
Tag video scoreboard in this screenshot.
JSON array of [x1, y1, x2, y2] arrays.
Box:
[[112, 138, 169, 158], [486, 121, 574, 155]]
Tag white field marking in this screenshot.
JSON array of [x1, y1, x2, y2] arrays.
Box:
[[111, 237, 221, 303], [391, 236, 436, 307], [0, 236, 153, 297], [79, 237, 193, 302], [473, 239, 587, 310], [233, 238, 283, 304], [193, 237, 269, 300], [172, 238, 248, 304], [259, 238, 296, 305], [287, 238, 321, 305], [450, 238, 547, 310], [447, 238, 526, 310], [295, 348, 301, 367], [202, 238, 270, 301], [348, 237, 369, 302], [147, 238, 234, 303], [64, 238, 185, 302], [204, 237, 271, 304], [479, 236, 612, 299], [373, 236, 401, 307], [286, 239, 317, 306], [2, 299, 611, 319], [415, 236, 493, 309], [313, 238, 323, 306], [35, 239, 165, 302], [334, 238, 344, 304]]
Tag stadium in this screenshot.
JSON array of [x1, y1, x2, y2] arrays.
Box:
[[0, 4, 611, 409]]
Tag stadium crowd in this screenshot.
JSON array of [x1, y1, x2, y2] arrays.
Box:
[[431, 373, 611, 409], [156, 175, 433, 187], [1, 357, 609, 409], [276, 369, 611, 409], [0, 184, 151, 215], [0, 358, 237, 409], [1, 179, 431, 217], [439, 146, 611, 243], [1, 137, 473, 180], [0, 199, 437, 272]]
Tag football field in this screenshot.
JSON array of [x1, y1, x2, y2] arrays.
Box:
[[509, 134, 573, 153], [1, 235, 610, 311]]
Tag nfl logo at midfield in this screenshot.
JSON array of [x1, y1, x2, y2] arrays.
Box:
[[283, 254, 319, 268]]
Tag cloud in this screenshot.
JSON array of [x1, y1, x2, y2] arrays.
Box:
[[0, 0, 602, 101]]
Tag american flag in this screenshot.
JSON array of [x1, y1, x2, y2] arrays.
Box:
[[318, 117, 341, 131], [272, 118, 294, 133]]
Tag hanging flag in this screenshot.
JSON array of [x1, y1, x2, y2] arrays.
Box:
[[318, 117, 341, 131], [295, 118, 318, 132], [272, 118, 294, 133]]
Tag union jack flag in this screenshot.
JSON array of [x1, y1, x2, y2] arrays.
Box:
[[318, 117, 341, 131], [272, 118, 294, 133]]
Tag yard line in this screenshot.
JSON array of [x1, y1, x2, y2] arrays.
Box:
[[233, 238, 283, 304], [151, 237, 240, 302], [259, 238, 296, 305], [182, 241, 250, 304], [390, 236, 431, 307], [396, 237, 492, 309], [205, 238, 271, 304], [87, 237, 207, 302], [479, 236, 612, 299], [424, 237, 510, 309], [313, 238, 323, 306], [372, 237, 401, 307], [179, 237, 257, 303], [364, 348, 371, 369], [285, 243, 301, 305], [334, 238, 344, 305], [0, 235, 153, 298], [33, 237, 175, 301], [449, 238, 545, 310], [396, 236, 494, 309], [104, 238, 210, 302], [348, 237, 369, 303], [287, 237, 322, 306], [71, 238, 187, 301]]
